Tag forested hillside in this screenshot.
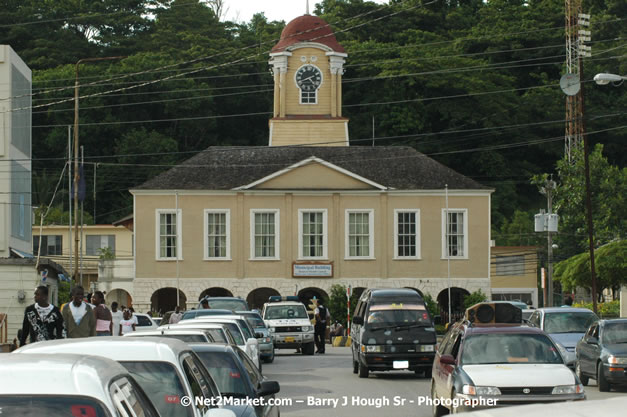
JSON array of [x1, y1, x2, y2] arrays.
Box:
[[2, 0, 625, 250]]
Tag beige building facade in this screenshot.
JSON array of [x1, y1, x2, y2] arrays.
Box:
[[32, 224, 133, 296], [490, 246, 539, 307], [125, 15, 494, 317]]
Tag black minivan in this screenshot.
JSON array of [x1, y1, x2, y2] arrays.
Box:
[[351, 288, 436, 378]]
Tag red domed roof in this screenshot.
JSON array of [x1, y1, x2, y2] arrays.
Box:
[[271, 15, 345, 53]]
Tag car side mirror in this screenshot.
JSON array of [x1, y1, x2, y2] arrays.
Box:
[[257, 380, 280, 396], [352, 316, 364, 325], [255, 332, 264, 338], [587, 337, 599, 345], [440, 354, 456, 365]]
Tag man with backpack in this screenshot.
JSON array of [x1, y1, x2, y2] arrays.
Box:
[[314, 300, 328, 354]]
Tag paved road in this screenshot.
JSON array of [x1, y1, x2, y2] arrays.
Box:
[[262, 346, 627, 417]]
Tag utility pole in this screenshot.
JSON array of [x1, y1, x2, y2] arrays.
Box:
[[546, 180, 556, 307], [73, 56, 125, 284], [535, 180, 558, 307]]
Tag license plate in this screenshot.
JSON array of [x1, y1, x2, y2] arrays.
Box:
[[393, 360, 409, 369], [285, 337, 295, 343]]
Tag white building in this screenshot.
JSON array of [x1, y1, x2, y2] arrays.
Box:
[[0, 45, 65, 345]]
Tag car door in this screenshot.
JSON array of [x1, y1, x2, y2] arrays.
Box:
[[236, 349, 279, 417], [433, 329, 458, 397], [578, 324, 594, 374], [351, 298, 367, 362], [585, 324, 601, 374]]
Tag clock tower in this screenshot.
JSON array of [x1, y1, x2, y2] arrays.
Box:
[[268, 14, 348, 147]]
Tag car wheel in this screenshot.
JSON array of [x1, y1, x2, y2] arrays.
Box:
[[353, 360, 358, 374], [431, 382, 448, 417], [358, 360, 369, 378], [302, 342, 315, 355], [576, 361, 589, 386], [597, 362, 611, 392]]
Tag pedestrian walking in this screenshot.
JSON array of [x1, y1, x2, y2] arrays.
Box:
[[110, 302, 123, 336], [119, 310, 136, 335], [19, 285, 64, 346], [314, 300, 328, 354], [169, 306, 183, 324], [92, 291, 113, 336], [61, 285, 96, 338]]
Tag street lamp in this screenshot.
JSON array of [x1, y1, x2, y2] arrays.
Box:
[[593, 73, 626, 85]]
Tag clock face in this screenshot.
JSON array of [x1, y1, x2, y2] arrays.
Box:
[[295, 65, 322, 91]]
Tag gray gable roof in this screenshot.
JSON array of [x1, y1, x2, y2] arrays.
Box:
[[136, 146, 490, 191]]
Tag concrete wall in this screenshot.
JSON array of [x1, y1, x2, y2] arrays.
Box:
[[0, 263, 38, 341]]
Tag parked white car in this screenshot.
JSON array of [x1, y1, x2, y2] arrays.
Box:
[[1, 353, 159, 417], [177, 317, 260, 368], [15, 337, 235, 417]]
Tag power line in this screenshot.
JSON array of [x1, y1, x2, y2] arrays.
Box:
[[2, 0, 410, 102]]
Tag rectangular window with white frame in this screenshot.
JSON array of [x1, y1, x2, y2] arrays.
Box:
[[345, 209, 374, 259], [251, 209, 280, 260], [442, 209, 468, 259], [299, 209, 328, 259], [394, 209, 420, 259], [156, 209, 182, 260], [204, 210, 230, 260]]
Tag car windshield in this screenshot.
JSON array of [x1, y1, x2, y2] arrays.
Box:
[[243, 315, 266, 328], [265, 305, 308, 319], [205, 329, 227, 343], [366, 302, 430, 327], [182, 310, 233, 320], [121, 361, 193, 417], [461, 333, 563, 365], [159, 334, 209, 343], [204, 300, 248, 310], [235, 320, 253, 339], [603, 322, 627, 344], [219, 322, 245, 345], [0, 396, 109, 417], [194, 351, 251, 398], [544, 312, 598, 334]]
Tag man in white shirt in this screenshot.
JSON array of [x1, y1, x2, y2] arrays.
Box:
[[169, 306, 183, 324], [110, 302, 124, 336], [61, 285, 96, 338]]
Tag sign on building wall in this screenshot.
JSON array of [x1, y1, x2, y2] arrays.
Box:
[[292, 262, 333, 278]]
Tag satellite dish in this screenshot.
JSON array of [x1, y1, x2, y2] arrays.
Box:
[[560, 73, 581, 96]]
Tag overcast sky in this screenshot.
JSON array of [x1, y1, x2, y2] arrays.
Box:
[[223, 0, 389, 23]]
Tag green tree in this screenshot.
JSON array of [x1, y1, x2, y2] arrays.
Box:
[[554, 240, 627, 300], [327, 284, 359, 327], [463, 289, 488, 309], [553, 145, 627, 259]]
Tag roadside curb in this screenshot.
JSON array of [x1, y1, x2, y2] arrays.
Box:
[[331, 336, 351, 347]]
